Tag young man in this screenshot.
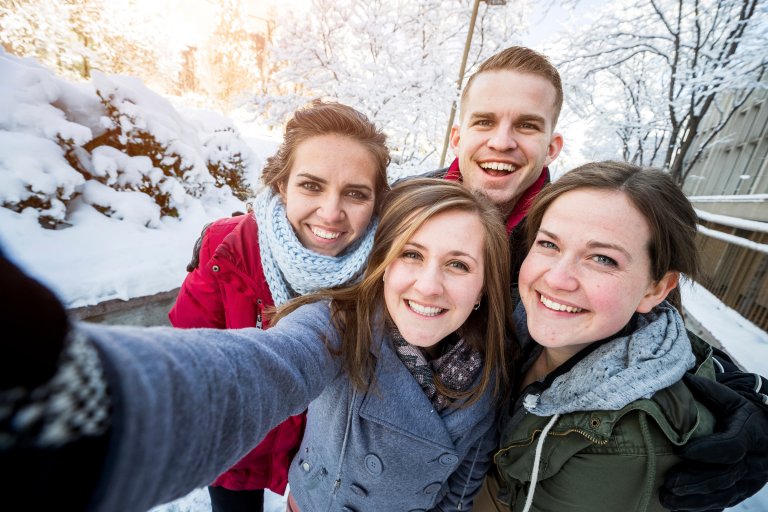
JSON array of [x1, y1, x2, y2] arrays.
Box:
[[430, 47, 564, 283], [440, 46, 768, 511]]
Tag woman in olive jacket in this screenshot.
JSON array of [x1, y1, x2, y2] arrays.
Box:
[[485, 161, 716, 512]]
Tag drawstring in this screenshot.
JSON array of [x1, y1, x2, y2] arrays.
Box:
[[457, 434, 484, 510], [637, 412, 656, 511], [333, 389, 357, 494], [521, 414, 559, 512]]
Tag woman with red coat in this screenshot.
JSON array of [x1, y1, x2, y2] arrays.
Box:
[[168, 101, 390, 512]]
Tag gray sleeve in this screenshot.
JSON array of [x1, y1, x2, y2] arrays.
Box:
[[82, 301, 341, 512]]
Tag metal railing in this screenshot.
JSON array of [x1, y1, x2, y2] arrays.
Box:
[[695, 216, 768, 331]]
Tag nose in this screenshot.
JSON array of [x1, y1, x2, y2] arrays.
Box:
[[543, 258, 579, 292], [486, 124, 517, 152], [317, 193, 344, 223], [413, 263, 444, 297]]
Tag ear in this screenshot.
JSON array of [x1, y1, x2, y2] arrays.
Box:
[[543, 132, 564, 167], [636, 271, 679, 313], [277, 181, 287, 202], [449, 124, 461, 157]]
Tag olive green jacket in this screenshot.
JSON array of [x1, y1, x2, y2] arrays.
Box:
[[493, 335, 716, 512]]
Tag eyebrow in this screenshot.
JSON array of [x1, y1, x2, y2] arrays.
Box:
[[295, 172, 373, 192], [468, 111, 496, 121], [405, 241, 480, 264], [517, 114, 547, 126], [539, 229, 633, 261]]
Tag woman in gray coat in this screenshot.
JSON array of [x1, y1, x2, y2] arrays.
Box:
[[0, 178, 516, 512]]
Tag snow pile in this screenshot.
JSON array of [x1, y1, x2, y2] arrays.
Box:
[[0, 51, 277, 307], [0, 49, 260, 230]]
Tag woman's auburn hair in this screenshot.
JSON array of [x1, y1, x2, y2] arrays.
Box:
[[274, 178, 516, 407], [260, 99, 390, 213]]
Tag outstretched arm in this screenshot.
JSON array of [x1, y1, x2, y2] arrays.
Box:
[[660, 347, 768, 511], [0, 249, 340, 512]]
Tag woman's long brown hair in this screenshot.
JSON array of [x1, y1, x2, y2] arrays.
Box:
[[274, 178, 516, 406]]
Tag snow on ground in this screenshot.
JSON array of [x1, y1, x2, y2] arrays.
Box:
[[682, 281, 768, 377]]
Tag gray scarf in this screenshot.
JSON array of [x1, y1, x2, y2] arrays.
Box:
[[518, 301, 695, 416]]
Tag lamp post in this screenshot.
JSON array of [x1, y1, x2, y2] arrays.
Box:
[[438, 0, 507, 168]]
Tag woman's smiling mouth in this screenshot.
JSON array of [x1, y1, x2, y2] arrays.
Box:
[[407, 300, 445, 317], [310, 226, 342, 240], [539, 293, 584, 313]]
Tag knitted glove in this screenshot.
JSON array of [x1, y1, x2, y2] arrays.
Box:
[[660, 372, 768, 511], [0, 248, 69, 390], [0, 248, 111, 509]]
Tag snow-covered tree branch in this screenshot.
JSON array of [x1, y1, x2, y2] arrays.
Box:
[[555, 0, 767, 186]]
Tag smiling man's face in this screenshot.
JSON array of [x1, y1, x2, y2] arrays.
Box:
[[450, 70, 563, 216]]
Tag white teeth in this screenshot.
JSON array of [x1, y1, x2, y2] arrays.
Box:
[[311, 226, 341, 239], [408, 300, 443, 317], [479, 162, 515, 172], [540, 294, 583, 313]]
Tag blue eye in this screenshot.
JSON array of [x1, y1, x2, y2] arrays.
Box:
[[401, 250, 422, 260], [448, 260, 470, 272], [593, 255, 618, 267], [537, 240, 557, 250]]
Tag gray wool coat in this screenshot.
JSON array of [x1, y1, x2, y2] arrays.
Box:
[[83, 301, 497, 512]]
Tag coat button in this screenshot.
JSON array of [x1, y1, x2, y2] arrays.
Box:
[[423, 482, 442, 494], [364, 454, 383, 475], [301, 461, 310, 472], [589, 416, 601, 429], [211, 264, 220, 272], [438, 454, 459, 466], [350, 483, 368, 497]]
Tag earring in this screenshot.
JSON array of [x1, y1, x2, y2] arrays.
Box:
[[473, 301, 481, 311]]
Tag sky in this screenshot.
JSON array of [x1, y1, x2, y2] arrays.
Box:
[[1, 4, 767, 510]]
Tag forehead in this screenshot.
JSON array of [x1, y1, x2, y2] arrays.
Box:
[[289, 134, 378, 181], [543, 188, 651, 250], [405, 210, 486, 251], [461, 70, 558, 128]]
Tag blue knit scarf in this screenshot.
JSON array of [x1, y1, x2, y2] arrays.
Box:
[[252, 188, 377, 306]]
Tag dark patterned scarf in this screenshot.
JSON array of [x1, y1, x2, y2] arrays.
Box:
[[391, 328, 483, 412]]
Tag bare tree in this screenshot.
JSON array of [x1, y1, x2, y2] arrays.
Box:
[[557, 0, 767, 186]]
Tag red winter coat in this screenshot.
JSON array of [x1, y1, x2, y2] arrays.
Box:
[[168, 213, 305, 494]]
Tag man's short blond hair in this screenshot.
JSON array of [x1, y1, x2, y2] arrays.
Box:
[[460, 46, 563, 127]]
